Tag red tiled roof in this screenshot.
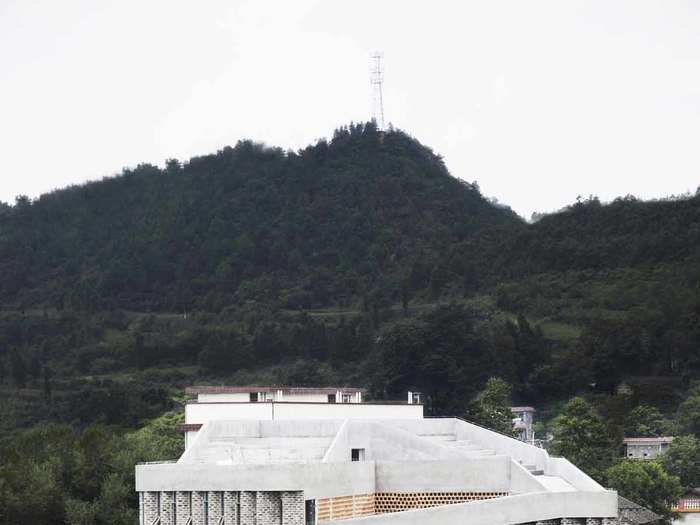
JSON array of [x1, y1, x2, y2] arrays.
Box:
[[185, 385, 366, 395], [176, 424, 203, 432], [623, 437, 674, 444]]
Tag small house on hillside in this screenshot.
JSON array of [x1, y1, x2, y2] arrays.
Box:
[[622, 437, 673, 460], [511, 406, 535, 442]]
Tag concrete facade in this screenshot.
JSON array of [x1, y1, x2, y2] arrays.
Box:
[[184, 402, 423, 430], [137, 386, 620, 525], [137, 418, 619, 524]]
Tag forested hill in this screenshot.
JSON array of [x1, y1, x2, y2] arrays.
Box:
[[0, 121, 699, 409], [0, 122, 522, 312], [500, 194, 700, 277]]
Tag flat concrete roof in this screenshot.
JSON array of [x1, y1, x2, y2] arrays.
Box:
[[186, 385, 366, 395]]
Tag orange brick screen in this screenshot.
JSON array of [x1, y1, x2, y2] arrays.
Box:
[[317, 492, 507, 522], [317, 494, 376, 521]]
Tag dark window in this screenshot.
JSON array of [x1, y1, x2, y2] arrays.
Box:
[[351, 448, 365, 462], [250, 392, 258, 402], [305, 499, 316, 525], [328, 394, 336, 403], [171, 492, 176, 524], [203, 492, 208, 524]]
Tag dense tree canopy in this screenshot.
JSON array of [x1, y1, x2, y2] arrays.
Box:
[[606, 460, 683, 522], [551, 397, 615, 480], [662, 435, 700, 489]]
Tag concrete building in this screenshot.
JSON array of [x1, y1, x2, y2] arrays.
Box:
[[511, 406, 536, 443], [622, 437, 673, 460], [136, 385, 621, 525]]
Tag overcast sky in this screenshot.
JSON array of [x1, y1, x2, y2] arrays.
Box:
[[1, 1, 699, 218]]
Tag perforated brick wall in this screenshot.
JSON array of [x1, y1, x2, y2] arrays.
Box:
[[256, 491, 282, 524], [315, 491, 508, 522], [192, 491, 207, 524], [374, 491, 508, 513], [175, 491, 191, 525], [224, 491, 240, 525], [160, 491, 174, 525], [144, 491, 160, 524], [208, 491, 224, 524], [519, 518, 618, 525], [280, 492, 304, 525], [240, 491, 256, 524]]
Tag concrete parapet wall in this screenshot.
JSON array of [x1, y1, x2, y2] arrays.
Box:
[[545, 458, 605, 492], [185, 403, 423, 425], [138, 458, 521, 498], [273, 404, 423, 421], [210, 419, 343, 439], [375, 458, 511, 493], [137, 461, 376, 499], [509, 459, 548, 494]]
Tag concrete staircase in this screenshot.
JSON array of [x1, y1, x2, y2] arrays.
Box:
[[418, 432, 574, 492]]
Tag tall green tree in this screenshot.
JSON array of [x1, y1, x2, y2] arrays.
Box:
[[662, 435, 700, 489], [465, 377, 515, 434], [606, 460, 683, 522], [677, 387, 700, 437], [551, 397, 615, 480], [624, 405, 671, 437]]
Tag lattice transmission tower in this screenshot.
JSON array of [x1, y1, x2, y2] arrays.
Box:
[[370, 52, 385, 131]]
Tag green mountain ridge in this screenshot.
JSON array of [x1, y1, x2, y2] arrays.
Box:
[[0, 123, 520, 313], [0, 122, 698, 425]]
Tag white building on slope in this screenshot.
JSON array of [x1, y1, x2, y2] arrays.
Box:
[[136, 385, 620, 525]]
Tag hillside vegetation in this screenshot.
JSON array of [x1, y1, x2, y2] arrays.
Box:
[[1, 122, 699, 523], [0, 122, 519, 313]]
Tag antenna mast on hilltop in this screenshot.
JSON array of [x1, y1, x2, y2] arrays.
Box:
[[370, 52, 385, 131]]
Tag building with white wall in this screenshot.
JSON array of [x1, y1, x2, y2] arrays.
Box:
[[511, 406, 536, 443], [136, 385, 621, 525], [623, 437, 673, 460], [178, 386, 420, 449]]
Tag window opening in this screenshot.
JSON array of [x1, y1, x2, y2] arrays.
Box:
[[305, 499, 316, 525], [351, 448, 365, 462]]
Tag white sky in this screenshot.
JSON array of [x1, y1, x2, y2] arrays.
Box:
[[1, 0, 699, 218]]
